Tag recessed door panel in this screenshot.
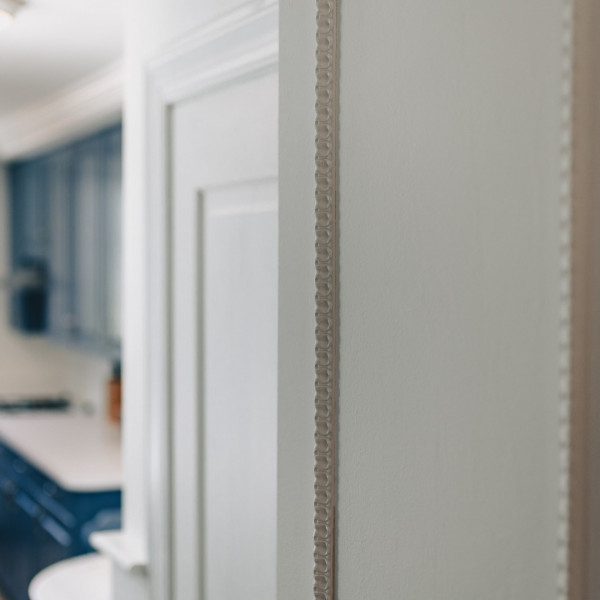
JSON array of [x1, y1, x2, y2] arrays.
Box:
[[171, 71, 278, 600]]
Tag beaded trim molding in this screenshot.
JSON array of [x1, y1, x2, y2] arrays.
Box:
[[558, 0, 573, 598], [313, 1, 340, 599]]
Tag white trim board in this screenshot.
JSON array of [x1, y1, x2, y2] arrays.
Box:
[[0, 61, 123, 161], [103, 3, 279, 600]]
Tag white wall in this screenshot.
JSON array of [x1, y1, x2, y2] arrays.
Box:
[[336, 1, 565, 599], [0, 166, 110, 412]]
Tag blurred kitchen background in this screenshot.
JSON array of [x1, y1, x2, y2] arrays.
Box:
[[0, 0, 122, 409], [0, 1, 124, 599]]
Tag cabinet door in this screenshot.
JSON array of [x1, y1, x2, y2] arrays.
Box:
[[14, 160, 47, 261], [7, 126, 122, 352], [70, 128, 122, 354], [72, 137, 104, 346], [8, 164, 26, 327], [8, 160, 48, 332], [46, 148, 76, 341], [102, 127, 122, 354], [0, 477, 22, 599]]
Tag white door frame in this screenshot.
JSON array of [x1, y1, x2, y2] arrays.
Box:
[[144, 5, 278, 599]]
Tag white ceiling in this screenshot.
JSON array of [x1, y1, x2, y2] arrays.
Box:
[[0, 0, 123, 118]]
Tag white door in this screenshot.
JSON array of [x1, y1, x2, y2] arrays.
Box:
[[170, 70, 278, 600]]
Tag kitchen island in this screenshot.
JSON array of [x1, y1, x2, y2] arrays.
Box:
[[0, 413, 121, 492]]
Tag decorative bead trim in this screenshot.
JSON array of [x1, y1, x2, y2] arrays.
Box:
[[314, 1, 339, 599], [558, 0, 574, 598]]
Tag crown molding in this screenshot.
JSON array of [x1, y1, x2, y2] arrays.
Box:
[[148, 0, 277, 105], [0, 61, 122, 161]]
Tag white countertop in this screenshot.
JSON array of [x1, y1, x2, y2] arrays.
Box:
[[0, 413, 122, 492], [29, 553, 111, 600]]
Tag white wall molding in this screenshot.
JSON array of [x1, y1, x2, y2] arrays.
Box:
[[148, 1, 277, 104], [151, 0, 277, 64], [0, 61, 122, 160]]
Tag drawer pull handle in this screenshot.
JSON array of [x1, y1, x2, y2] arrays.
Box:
[[39, 515, 72, 547], [14, 491, 40, 518]]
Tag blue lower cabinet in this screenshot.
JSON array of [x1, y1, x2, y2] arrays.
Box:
[[0, 478, 29, 600], [0, 443, 121, 600]]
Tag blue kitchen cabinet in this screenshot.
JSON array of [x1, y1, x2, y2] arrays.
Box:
[[70, 126, 122, 356], [0, 476, 31, 600], [72, 134, 105, 348], [103, 127, 122, 353], [7, 125, 122, 357], [46, 147, 76, 343], [9, 159, 47, 262], [8, 159, 49, 332]]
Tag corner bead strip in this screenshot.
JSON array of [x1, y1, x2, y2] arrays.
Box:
[[559, 0, 573, 598], [314, 1, 339, 600]]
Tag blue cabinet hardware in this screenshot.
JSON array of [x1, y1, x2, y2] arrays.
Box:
[[0, 440, 121, 600], [6, 124, 122, 357]]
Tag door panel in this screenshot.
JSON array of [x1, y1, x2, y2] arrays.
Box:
[[171, 71, 278, 600]]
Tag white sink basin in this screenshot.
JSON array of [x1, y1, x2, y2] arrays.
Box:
[[29, 554, 111, 600]]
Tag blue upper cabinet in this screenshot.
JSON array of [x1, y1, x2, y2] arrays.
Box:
[[46, 146, 75, 343], [7, 124, 122, 358], [10, 159, 47, 261], [8, 159, 49, 332], [72, 134, 105, 348], [102, 127, 122, 355]]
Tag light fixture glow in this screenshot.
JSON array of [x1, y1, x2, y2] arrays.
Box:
[[0, 0, 23, 31], [0, 10, 12, 31]]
